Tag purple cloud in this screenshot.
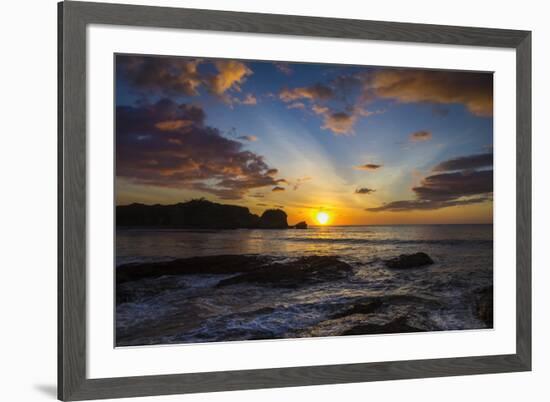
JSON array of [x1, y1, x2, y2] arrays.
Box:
[[116, 99, 284, 199]]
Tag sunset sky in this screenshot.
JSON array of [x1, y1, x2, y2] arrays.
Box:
[[115, 54, 493, 225]]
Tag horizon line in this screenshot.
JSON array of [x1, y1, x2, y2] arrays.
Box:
[[309, 223, 493, 227]]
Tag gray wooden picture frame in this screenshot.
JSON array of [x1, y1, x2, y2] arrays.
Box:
[[58, 1, 532, 400]]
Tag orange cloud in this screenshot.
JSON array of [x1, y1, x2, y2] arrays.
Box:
[[116, 99, 285, 200], [279, 77, 385, 135], [155, 119, 194, 131], [322, 111, 357, 135], [311, 105, 358, 135], [371, 69, 493, 116], [208, 60, 252, 95], [118, 56, 254, 99], [118, 56, 202, 96], [311, 104, 329, 115], [279, 83, 333, 102]]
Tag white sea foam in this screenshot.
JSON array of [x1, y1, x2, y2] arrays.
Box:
[[115, 225, 493, 346]]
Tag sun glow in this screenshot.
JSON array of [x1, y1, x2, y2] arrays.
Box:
[[316, 211, 330, 225]]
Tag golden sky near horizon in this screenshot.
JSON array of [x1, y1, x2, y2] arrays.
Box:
[[115, 55, 493, 225]]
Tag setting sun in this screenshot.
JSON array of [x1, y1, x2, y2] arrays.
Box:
[[114, 54, 495, 347], [316, 211, 330, 225]]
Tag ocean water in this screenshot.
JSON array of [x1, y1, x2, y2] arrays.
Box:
[[116, 225, 493, 346]]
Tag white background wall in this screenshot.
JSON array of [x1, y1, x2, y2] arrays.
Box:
[[0, 0, 546, 401]]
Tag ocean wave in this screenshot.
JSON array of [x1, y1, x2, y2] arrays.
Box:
[[279, 237, 493, 247], [114, 249, 493, 346], [116, 255, 176, 268]]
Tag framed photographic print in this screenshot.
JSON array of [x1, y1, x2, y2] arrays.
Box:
[[58, 1, 531, 400]]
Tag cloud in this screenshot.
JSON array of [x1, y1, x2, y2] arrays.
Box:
[[367, 153, 493, 212], [316, 106, 384, 135], [311, 105, 363, 135], [412, 170, 493, 201], [410, 130, 432, 142], [272, 186, 285, 192], [275, 63, 293, 75], [279, 75, 386, 135], [238, 135, 258, 142], [232, 93, 257, 106], [117, 56, 202, 96], [293, 176, 312, 190], [116, 98, 284, 199], [357, 107, 382, 117], [321, 111, 357, 135], [287, 102, 306, 110], [242, 94, 257, 105], [275, 67, 488, 138], [366, 196, 491, 212], [206, 60, 252, 95], [155, 119, 194, 131], [311, 104, 329, 115], [355, 163, 382, 171], [432, 153, 493, 172], [279, 83, 334, 102], [355, 188, 376, 194], [117, 55, 252, 98], [370, 69, 493, 116]]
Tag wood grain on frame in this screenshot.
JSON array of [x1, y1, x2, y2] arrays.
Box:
[[58, 1, 531, 400]]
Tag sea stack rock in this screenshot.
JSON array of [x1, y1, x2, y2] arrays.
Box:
[[258, 209, 289, 229], [385, 252, 434, 269], [294, 221, 308, 229]]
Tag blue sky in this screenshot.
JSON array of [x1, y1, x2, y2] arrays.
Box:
[[115, 55, 493, 225]]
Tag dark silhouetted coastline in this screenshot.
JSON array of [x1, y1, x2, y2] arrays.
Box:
[[116, 198, 307, 229]]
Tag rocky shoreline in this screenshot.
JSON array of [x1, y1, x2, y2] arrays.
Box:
[[116, 252, 493, 345], [116, 254, 354, 303]]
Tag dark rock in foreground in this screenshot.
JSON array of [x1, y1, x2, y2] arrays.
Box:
[[474, 286, 493, 327], [216, 255, 354, 288], [342, 316, 424, 336], [258, 209, 289, 229], [117, 254, 354, 291], [117, 254, 273, 285], [385, 252, 434, 269], [293, 221, 308, 229], [329, 299, 383, 319]]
